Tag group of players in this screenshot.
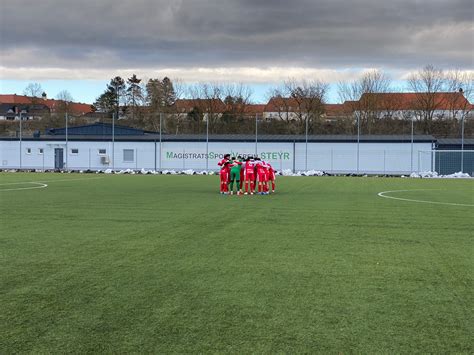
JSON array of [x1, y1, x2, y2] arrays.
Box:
[[218, 154, 276, 195]]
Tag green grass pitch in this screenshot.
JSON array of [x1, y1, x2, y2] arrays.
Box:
[[1, 173, 473, 353]]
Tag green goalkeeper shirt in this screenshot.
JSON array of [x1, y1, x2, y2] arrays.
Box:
[[230, 160, 243, 174]]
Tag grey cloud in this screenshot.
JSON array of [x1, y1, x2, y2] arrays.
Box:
[[1, 0, 473, 71]]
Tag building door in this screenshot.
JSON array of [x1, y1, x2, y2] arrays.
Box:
[[54, 148, 64, 169]]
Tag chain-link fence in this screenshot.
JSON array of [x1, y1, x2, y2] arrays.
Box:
[[1, 111, 473, 175]]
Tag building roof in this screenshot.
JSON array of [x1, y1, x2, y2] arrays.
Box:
[[0, 94, 93, 115], [175, 99, 227, 113], [323, 104, 352, 117], [242, 104, 266, 115], [265, 98, 348, 116], [436, 138, 474, 146], [46, 122, 150, 136], [358, 92, 472, 111], [1, 132, 436, 143], [264, 97, 300, 112]]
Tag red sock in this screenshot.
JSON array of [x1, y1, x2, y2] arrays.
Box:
[[272, 182, 275, 190]]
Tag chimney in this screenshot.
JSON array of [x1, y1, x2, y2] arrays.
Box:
[[42, 92, 47, 100], [459, 88, 463, 93]]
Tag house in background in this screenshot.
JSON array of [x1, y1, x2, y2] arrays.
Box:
[[0, 93, 93, 120], [174, 98, 227, 121], [353, 92, 473, 120]]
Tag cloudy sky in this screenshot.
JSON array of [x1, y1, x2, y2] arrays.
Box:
[[1, 0, 473, 103]]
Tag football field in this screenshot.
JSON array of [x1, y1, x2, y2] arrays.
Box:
[[1, 173, 473, 353]]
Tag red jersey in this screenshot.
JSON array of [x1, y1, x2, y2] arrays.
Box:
[[245, 161, 255, 175], [218, 158, 231, 172], [267, 163, 275, 180], [256, 161, 266, 174]]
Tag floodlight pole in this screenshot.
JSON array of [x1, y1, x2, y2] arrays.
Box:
[[19, 111, 22, 170], [461, 115, 465, 173], [65, 112, 68, 171], [255, 113, 258, 156], [112, 113, 115, 171], [206, 114, 209, 171], [159, 112, 162, 171], [356, 114, 360, 174], [410, 114, 414, 173], [305, 114, 308, 171]]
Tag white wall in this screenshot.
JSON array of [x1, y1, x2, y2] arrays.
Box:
[[0, 139, 433, 174]]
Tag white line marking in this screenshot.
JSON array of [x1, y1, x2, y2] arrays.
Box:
[[0, 176, 103, 186], [0, 182, 48, 192], [377, 189, 474, 207]]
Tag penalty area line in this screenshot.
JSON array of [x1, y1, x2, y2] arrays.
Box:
[[377, 189, 474, 207], [0, 176, 104, 192], [0, 182, 48, 192]]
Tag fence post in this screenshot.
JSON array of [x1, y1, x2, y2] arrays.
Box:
[[383, 150, 386, 175], [292, 140, 296, 173], [331, 149, 333, 174], [159, 113, 163, 171], [461, 115, 465, 172], [356, 115, 360, 174], [417, 151, 420, 173]]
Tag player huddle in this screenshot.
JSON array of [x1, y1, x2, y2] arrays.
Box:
[[218, 154, 276, 195]]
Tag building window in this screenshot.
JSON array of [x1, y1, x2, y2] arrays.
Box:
[[123, 149, 134, 162], [71, 148, 79, 155], [26, 148, 31, 154], [38, 148, 44, 155], [98, 149, 107, 155]]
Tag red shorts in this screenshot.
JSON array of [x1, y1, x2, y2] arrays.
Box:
[[245, 173, 255, 181], [258, 173, 267, 182], [220, 170, 229, 182], [268, 171, 275, 181]]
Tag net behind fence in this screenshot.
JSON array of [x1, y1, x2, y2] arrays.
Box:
[[418, 150, 474, 176]]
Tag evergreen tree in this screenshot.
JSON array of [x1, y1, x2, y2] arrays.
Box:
[[146, 77, 176, 111], [126, 74, 143, 119], [94, 76, 126, 117]]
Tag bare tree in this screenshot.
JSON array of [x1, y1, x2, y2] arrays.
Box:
[[56, 90, 74, 103], [188, 83, 225, 134], [221, 83, 253, 132], [407, 65, 446, 133], [338, 70, 392, 134], [54, 90, 75, 119], [265, 87, 294, 125], [23, 83, 44, 98], [445, 70, 474, 121], [286, 79, 329, 134]]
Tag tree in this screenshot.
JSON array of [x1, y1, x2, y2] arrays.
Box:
[[126, 74, 144, 119], [287, 79, 329, 134], [407, 65, 446, 133], [56, 90, 74, 103], [23, 83, 43, 98], [338, 70, 392, 134], [445, 70, 474, 121], [145, 77, 181, 132], [94, 90, 116, 114], [268, 79, 329, 134], [188, 83, 226, 134], [146, 77, 177, 110], [55, 90, 75, 117], [220, 84, 253, 132], [94, 76, 126, 117]]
